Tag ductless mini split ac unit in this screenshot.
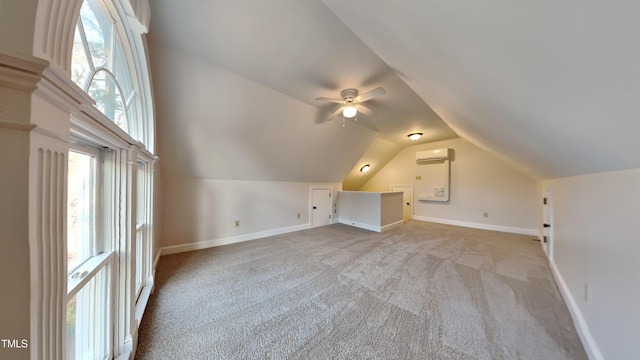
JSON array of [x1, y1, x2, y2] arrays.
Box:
[[416, 148, 449, 164]]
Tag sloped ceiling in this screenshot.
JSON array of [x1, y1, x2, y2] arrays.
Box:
[[150, 0, 640, 183], [148, 0, 457, 183], [323, 0, 640, 179], [342, 137, 404, 190], [149, 44, 378, 182]]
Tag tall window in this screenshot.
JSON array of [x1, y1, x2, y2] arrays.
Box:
[[66, 147, 113, 360], [67, 0, 155, 358]]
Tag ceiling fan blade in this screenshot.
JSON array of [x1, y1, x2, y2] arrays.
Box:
[[355, 87, 385, 103], [327, 106, 344, 120], [315, 96, 344, 104], [357, 104, 377, 116]]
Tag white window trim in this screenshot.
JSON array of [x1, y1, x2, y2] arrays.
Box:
[[67, 252, 114, 299]]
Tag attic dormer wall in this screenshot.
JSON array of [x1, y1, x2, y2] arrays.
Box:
[[538, 169, 640, 359], [359, 137, 537, 234]]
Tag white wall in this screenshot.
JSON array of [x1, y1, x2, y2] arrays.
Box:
[[160, 179, 340, 252], [336, 191, 402, 232], [359, 138, 537, 234], [380, 192, 403, 227], [149, 38, 377, 183], [337, 191, 382, 228], [0, 126, 31, 359], [541, 169, 640, 360]]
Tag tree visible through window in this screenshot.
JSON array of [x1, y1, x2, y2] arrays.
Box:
[[66, 148, 111, 360], [67, 0, 155, 358], [72, 0, 142, 139]]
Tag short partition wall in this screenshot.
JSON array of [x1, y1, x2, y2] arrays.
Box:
[[337, 191, 404, 232]]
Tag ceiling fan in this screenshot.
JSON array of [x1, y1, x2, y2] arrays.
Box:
[[315, 87, 385, 126]]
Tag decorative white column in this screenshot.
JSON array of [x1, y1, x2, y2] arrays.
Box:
[[0, 51, 48, 360], [0, 49, 90, 360], [29, 133, 68, 360], [1, 1, 156, 358]]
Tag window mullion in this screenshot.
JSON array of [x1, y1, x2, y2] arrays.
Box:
[[77, 19, 95, 89], [66, 251, 113, 300], [125, 91, 136, 109], [96, 149, 106, 254], [110, 22, 116, 74]]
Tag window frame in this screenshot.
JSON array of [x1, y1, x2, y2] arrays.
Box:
[[66, 0, 157, 358], [66, 144, 115, 360], [134, 161, 151, 300], [71, 0, 151, 150]]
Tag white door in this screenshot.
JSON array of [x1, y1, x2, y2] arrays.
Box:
[[542, 190, 554, 260], [311, 189, 332, 228], [391, 185, 413, 222]]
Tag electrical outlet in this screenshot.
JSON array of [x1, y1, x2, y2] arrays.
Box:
[[234, 220, 240, 228], [483, 212, 489, 218], [297, 212, 301, 219]]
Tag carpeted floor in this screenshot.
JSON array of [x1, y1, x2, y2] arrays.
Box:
[[136, 221, 587, 360]]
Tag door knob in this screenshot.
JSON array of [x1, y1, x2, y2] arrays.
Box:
[[313, 206, 317, 209]]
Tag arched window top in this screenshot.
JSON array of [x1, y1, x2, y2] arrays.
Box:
[[71, 0, 154, 152]]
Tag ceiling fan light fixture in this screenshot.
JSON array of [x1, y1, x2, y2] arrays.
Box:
[[343, 105, 357, 118], [360, 164, 371, 173], [408, 132, 423, 141]]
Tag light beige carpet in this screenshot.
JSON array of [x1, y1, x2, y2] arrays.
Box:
[[136, 221, 587, 359]]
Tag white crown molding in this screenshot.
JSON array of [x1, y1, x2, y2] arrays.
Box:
[[71, 104, 138, 150], [32, 125, 73, 144], [0, 51, 93, 116], [35, 66, 95, 115], [0, 51, 48, 92], [0, 120, 37, 132]]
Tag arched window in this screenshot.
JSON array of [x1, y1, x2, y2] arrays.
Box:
[[65, 1, 155, 358], [71, 0, 151, 150]]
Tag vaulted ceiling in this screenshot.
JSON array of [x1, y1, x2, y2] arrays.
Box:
[[149, 0, 640, 183]]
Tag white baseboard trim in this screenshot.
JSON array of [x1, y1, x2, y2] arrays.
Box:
[[159, 224, 310, 256], [549, 260, 604, 360], [338, 218, 403, 232], [339, 218, 381, 232], [153, 250, 161, 272], [381, 220, 404, 232], [413, 216, 537, 236]]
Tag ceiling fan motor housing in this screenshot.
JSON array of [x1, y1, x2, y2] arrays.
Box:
[[340, 88, 359, 103]]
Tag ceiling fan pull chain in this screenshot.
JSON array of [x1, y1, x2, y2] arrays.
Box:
[[342, 115, 346, 128]]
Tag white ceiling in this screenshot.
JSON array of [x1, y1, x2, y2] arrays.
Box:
[[149, 0, 640, 182], [322, 0, 640, 179]]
